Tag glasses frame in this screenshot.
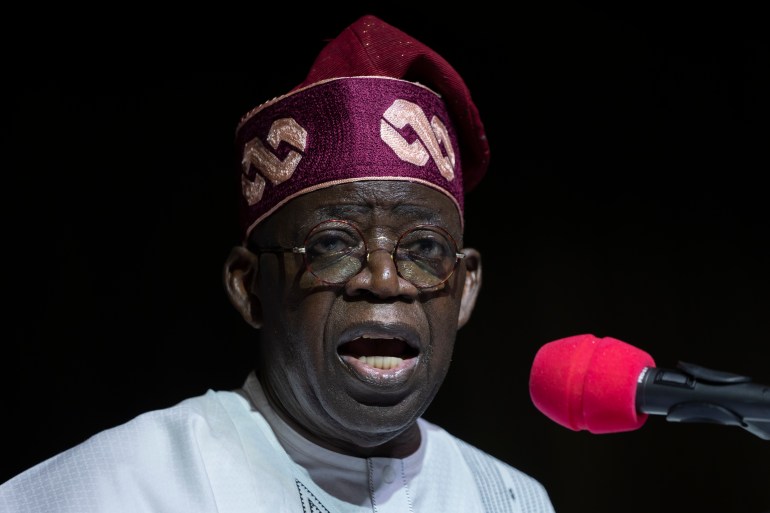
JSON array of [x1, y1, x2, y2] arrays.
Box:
[[251, 218, 466, 289]]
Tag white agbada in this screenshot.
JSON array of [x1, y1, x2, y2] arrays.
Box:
[[0, 372, 555, 513]]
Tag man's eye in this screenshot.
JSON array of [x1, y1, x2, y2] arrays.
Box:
[[306, 231, 357, 257], [403, 236, 449, 260]]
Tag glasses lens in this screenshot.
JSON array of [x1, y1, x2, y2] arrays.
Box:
[[303, 221, 365, 283], [395, 227, 458, 288]]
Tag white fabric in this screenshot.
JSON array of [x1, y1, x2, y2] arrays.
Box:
[[0, 372, 556, 513]]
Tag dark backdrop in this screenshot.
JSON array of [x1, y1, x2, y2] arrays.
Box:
[[5, 5, 769, 513]]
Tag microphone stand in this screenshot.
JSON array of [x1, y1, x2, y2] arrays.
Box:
[[637, 362, 770, 440]]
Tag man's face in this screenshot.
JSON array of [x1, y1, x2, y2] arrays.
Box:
[[241, 180, 479, 457]]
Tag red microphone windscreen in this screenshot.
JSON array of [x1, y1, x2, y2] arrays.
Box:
[[529, 334, 656, 434]]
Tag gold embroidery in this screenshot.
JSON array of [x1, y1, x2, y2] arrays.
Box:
[[241, 118, 308, 205], [241, 173, 266, 206], [429, 116, 455, 180], [380, 99, 455, 181], [380, 120, 429, 166]]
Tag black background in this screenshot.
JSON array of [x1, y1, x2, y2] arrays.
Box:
[[5, 4, 770, 512]]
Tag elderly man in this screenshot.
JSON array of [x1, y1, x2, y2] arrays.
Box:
[[0, 15, 555, 513]]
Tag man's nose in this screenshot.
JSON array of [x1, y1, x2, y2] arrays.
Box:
[[344, 249, 418, 299]]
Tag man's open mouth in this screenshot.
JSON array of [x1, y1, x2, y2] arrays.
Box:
[[338, 336, 420, 370]]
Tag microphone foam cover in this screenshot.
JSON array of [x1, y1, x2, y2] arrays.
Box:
[[529, 334, 656, 433]]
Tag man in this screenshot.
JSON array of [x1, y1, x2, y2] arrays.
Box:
[[0, 15, 556, 513]]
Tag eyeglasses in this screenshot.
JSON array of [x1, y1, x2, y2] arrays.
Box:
[[252, 219, 465, 289]]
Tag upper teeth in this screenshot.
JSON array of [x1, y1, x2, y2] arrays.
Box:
[[358, 356, 403, 369]]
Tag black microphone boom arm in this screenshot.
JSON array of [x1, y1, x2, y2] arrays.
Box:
[[636, 362, 770, 440]]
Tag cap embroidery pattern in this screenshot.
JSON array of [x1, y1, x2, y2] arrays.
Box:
[[241, 118, 308, 206], [380, 99, 456, 181]]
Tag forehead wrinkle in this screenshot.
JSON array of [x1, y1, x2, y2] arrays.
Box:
[[316, 204, 371, 219], [312, 202, 447, 233], [315, 203, 437, 219]]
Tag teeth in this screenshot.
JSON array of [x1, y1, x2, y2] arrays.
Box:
[[358, 355, 404, 369]]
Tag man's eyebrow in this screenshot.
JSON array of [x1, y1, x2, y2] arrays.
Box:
[[391, 204, 442, 222], [316, 204, 370, 218]]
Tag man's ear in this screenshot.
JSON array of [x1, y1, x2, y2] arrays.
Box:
[[223, 246, 263, 329], [457, 248, 482, 329]]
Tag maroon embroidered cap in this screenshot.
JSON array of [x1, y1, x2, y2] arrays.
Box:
[[235, 15, 489, 239]]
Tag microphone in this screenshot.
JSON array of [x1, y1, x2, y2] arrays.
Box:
[[528, 334, 770, 440]]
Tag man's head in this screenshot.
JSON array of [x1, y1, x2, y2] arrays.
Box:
[[224, 15, 486, 457]]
